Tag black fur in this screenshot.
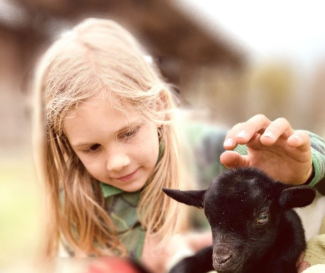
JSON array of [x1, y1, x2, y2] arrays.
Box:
[[163, 167, 316, 273]]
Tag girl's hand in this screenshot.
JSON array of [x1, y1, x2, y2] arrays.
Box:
[[296, 253, 310, 273], [220, 114, 313, 185], [141, 232, 212, 273]]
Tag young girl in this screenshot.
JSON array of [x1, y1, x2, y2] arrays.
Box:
[[32, 18, 325, 272]]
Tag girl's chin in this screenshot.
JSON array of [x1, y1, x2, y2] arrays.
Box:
[[119, 181, 146, 192], [104, 179, 147, 192]]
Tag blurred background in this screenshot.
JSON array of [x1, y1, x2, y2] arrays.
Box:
[[1, 0, 325, 271]]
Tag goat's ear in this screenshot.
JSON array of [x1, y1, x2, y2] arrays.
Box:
[[278, 186, 316, 210], [162, 188, 206, 208]]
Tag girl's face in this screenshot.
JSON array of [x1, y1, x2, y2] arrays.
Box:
[[63, 95, 160, 192]]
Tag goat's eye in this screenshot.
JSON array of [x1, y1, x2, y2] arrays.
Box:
[[257, 212, 269, 225]]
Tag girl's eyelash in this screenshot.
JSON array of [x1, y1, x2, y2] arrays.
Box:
[[82, 144, 100, 154], [120, 126, 139, 140], [81, 126, 140, 153]]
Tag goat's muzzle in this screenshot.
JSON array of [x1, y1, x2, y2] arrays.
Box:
[[213, 244, 242, 272]]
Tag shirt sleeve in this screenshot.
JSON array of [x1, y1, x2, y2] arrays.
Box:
[[181, 122, 228, 189], [308, 132, 325, 187]]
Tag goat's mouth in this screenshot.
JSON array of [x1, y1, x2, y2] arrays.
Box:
[[213, 258, 243, 273], [213, 266, 241, 273]]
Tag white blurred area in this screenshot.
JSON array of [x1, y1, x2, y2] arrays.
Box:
[[178, 0, 325, 71], [174, 0, 325, 136]]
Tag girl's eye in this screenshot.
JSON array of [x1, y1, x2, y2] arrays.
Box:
[[256, 212, 269, 225], [90, 144, 100, 151], [83, 144, 100, 154], [120, 127, 139, 140], [124, 130, 135, 137]]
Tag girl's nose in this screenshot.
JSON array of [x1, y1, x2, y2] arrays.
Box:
[[106, 151, 130, 172]]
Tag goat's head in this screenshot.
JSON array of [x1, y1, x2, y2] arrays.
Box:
[[163, 167, 315, 273]]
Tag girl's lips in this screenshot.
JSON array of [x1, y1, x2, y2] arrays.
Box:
[[116, 169, 138, 182]]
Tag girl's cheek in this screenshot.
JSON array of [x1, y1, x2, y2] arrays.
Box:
[[77, 153, 102, 172]]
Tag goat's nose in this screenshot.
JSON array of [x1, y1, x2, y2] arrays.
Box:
[[213, 245, 242, 271], [213, 245, 235, 270], [215, 252, 232, 265]]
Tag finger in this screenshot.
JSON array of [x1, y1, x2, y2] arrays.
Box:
[[223, 122, 245, 149], [296, 261, 310, 273], [224, 115, 271, 149], [296, 253, 305, 266], [260, 117, 295, 146], [233, 114, 271, 145], [287, 130, 311, 151], [220, 151, 250, 169], [296, 252, 310, 273]]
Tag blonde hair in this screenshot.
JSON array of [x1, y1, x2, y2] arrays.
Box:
[[33, 18, 187, 257]]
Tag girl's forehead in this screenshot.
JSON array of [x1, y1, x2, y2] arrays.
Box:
[[63, 95, 146, 143], [63, 99, 142, 137], [67, 93, 135, 118]]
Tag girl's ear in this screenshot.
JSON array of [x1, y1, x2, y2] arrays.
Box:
[[162, 188, 206, 208], [154, 89, 169, 124], [278, 186, 316, 210]]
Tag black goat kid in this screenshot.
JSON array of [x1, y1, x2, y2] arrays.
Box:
[[163, 167, 316, 273]]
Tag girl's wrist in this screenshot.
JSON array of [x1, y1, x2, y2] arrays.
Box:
[[303, 165, 315, 185]]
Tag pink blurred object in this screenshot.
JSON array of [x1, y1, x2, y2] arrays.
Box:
[[86, 257, 150, 273]]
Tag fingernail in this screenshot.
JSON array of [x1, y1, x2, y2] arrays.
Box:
[[263, 132, 274, 139], [289, 134, 301, 145], [237, 130, 247, 139], [224, 138, 234, 147]]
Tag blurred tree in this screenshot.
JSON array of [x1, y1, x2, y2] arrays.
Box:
[[181, 64, 248, 126], [246, 60, 297, 122], [307, 61, 325, 137]]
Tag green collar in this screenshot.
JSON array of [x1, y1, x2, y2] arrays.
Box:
[[100, 183, 123, 198]]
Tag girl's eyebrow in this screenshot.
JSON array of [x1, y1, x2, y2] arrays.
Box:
[[72, 119, 144, 148], [73, 142, 95, 149], [116, 120, 143, 134]]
